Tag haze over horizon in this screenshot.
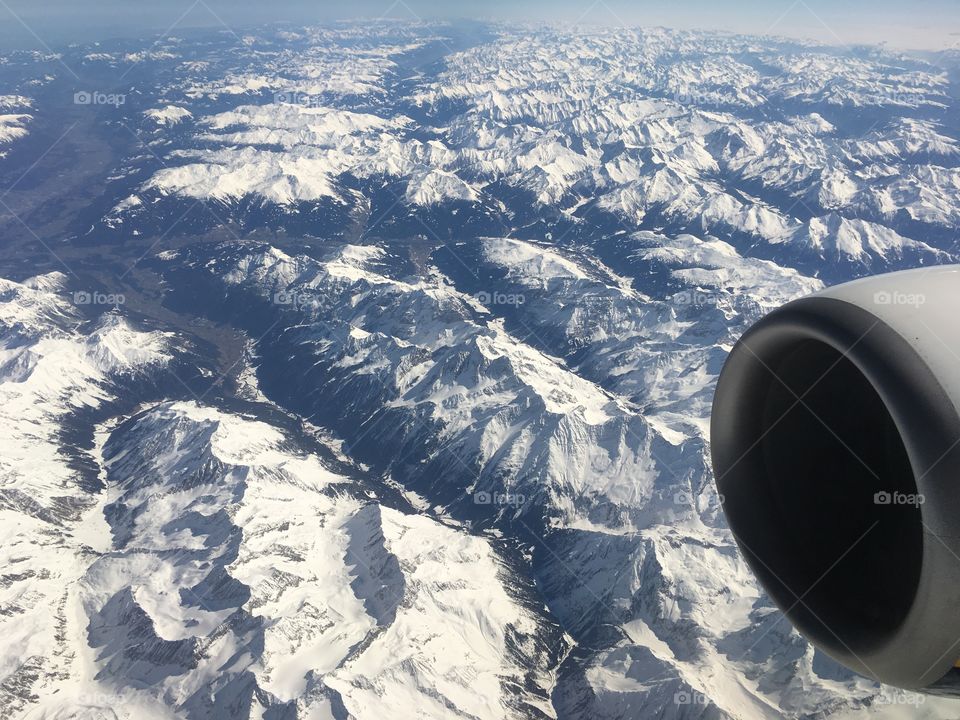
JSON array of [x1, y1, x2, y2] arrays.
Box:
[[0, 0, 957, 52]]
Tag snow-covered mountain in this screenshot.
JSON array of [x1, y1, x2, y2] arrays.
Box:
[[0, 18, 958, 720], [0, 95, 30, 157], [81, 401, 563, 719], [0, 277, 564, 720]]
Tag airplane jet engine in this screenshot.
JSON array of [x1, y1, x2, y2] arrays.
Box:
[[712, 266, 960, 694]]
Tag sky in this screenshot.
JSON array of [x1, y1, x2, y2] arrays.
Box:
[[0, 0, 957, 52]]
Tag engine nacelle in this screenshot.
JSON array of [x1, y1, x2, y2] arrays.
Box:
[[712, 266, 960, 694]]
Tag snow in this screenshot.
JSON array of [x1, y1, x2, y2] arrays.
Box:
[[0, 114, 29, 145], [326, 507, 549, 719], [482, 237, 589, 282], [76, 400, 560, 718], [405, 168, 479, 205], [143, 105, 192, 126], [0, 278, 177, 719]]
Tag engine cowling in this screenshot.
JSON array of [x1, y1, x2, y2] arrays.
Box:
[[712, 265, 960, 694]]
